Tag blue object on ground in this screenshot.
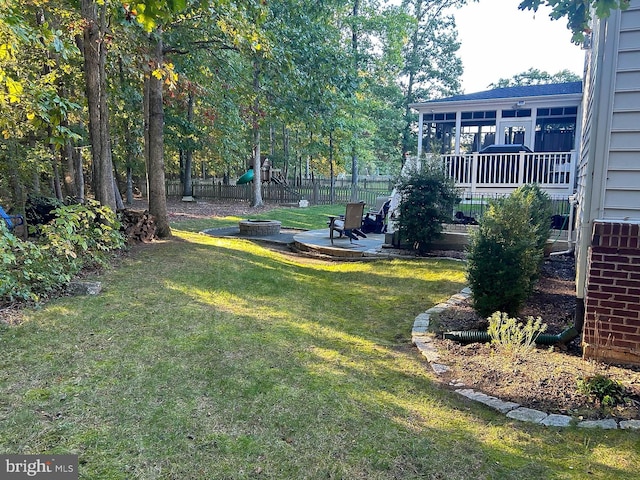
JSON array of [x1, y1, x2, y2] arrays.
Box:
[[0, 205, 24, 231]]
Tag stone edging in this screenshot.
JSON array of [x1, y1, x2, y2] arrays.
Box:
[[411, 287, 640, 430]]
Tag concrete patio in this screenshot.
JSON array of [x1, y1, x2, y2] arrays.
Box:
[[202, 225, 388, 258]]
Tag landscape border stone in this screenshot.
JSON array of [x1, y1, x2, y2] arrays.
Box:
[[412, 287, 640, 430]]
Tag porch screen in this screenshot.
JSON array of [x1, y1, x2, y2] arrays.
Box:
[[421, 112, 456, 154], [534, 107, 577, 152]]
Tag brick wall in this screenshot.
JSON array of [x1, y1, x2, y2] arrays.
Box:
[[583, 221, 640, 365]]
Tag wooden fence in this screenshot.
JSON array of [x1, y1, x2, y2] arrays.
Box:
[[166, 181, 392, 207]]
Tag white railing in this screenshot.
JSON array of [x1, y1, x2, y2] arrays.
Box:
[[440, 151, 575, 196]]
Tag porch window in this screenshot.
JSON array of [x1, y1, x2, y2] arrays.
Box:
[[502, 108, 532, 118], [503, 125, 527, 145], [422, 121, 456, 154], [534, 106, 577, 152], [421, 112, 457, 154], [460, 125, 496, 152], [460, 111, 497, 152]]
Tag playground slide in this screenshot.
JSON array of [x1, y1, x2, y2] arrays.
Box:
[[237, 169, 254, 184]]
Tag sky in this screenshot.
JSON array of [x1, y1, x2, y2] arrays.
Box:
[[449, 0, 586, 93]]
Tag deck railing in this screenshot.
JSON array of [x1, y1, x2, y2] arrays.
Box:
[[440, 151, 575, 196]]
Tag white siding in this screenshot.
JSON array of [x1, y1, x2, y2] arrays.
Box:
[[607, 150, 640, 169], [604, 3, 640, 221]]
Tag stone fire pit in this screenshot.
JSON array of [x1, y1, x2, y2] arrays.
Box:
[[238, 219, 282, 236]]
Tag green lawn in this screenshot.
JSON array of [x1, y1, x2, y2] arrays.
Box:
[[171, 204, 342, 233], [1, 217, 639, 479]]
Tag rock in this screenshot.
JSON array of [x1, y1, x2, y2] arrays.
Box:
[[67, 281, 102, 296]]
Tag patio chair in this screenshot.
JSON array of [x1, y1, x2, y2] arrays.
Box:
[[328, 202, 366, 244], [0, 205, 24, 232], [361, 196, 390, 234]]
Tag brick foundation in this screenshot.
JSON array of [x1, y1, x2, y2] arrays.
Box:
[[583, 221, 640, 365]]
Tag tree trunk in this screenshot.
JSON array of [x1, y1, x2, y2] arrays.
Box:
[[182, 92, 194, 199], [51, 150, 63, 200], [251, 58, 263, 207], [118, 55, 137, 205], [97, 2, 117, 208], [350, 0, 360, 201], [282, 124, 289, 182], [329, 130, 335, 204], [73, 147, 85, 202], [126, 165, 133, 205], [80, 0, 116, 210], [147, 29, 171, 237]]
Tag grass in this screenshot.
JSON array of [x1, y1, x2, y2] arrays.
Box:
[[171, 204, 342, 233], [0, 209, 638, 478]]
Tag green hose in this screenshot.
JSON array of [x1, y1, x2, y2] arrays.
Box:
[[443, 326, 580, 346]]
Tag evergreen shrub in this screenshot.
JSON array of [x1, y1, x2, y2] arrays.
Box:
[[396, 162, 459, 252], [467, 184, 552, 318]]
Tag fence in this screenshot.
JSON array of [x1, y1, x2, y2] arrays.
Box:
[[166, 181, 392, 208], [451, 192, 573, 228]]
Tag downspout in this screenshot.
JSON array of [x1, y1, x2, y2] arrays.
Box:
[[444, 327, 580, 346]]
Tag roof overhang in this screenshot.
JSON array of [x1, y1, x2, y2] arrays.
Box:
[[409, 92, 583, 113]]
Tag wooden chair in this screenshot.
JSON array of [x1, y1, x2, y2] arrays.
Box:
[[328, 202, 366, 244]]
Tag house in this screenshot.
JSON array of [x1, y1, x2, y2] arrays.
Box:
[[409, 82, 583, 197], [408, 1, 640, 366], [574, 0, 640, 365]]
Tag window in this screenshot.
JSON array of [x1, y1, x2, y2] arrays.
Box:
[[502, 108, 532, 118]]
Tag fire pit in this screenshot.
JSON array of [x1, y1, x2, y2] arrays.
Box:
[[238, 219, 282, 236]]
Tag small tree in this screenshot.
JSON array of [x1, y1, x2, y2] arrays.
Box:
[[467, 184, 552, 318], [396, 162, 459, 253]]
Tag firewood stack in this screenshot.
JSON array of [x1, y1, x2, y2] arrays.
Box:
[[118, 209, 157, 244]]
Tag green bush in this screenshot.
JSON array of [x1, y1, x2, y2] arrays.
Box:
[[396, 162, 459, 252], [0, 200, 124, 304], [510, 184, 553, 252], [577, 374, 628, 408], [467, 184, 551, 317]]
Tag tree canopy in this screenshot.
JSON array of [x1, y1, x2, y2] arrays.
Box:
[[518, 0, 630, 43], [0, 0, 473, 218], [0, 0, 627, 222], [488, 68, 582, 89]]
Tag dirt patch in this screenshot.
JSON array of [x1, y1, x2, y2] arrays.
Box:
[[432, 254, 640, 420], [165, 199, 279, 222]]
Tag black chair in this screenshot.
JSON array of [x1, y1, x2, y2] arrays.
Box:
[[361, 197, 390, 234]]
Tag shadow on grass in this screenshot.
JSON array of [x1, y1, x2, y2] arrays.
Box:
[[1, 232, 638, 479]]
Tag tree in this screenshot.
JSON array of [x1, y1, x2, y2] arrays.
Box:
[[79, 0, 117, 211], [519, 0, 630, 43], [399, 0, 468, 158], [488, 68, 582, 89], [0, 2, 83, 209]]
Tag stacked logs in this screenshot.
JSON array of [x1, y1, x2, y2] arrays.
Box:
[[118, 209, 157, 244]]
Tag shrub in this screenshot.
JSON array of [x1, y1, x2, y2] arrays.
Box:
[[395, 162, 459, 252], [577, 374, 628, 408], [467, 184, 551, 317], [487, 312, 547, 358], [0, 200, 124, 304], [39, 200, 125, 267], [510, 184, 553, 252]]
